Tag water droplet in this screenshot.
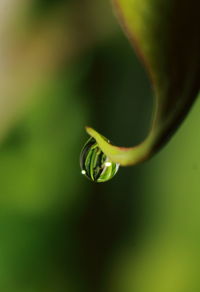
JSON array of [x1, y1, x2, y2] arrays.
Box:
[[80, 137, 119, 182]]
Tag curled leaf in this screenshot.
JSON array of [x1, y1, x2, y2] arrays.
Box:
[[86, 0, 200, 166]]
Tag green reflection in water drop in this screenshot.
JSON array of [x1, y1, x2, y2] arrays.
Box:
[[80, 137, 119, 183]]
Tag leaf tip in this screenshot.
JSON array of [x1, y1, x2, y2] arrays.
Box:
[[85, 126, 98, 138]]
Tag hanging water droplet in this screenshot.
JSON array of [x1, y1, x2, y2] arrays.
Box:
[[80, 137, 119, 182]]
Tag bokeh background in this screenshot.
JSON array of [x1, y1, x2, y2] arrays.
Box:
[[0, 0, 200, 291]]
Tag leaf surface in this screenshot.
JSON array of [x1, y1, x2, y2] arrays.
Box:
[[86, 0, 200, 166]]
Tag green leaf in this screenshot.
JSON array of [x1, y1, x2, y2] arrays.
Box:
[[86, 0, 200, 166]]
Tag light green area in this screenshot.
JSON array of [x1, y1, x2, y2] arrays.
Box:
[[108, 95, 200, 292]]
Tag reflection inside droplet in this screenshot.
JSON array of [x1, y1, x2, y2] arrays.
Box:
[[80, 137, 119, 183]]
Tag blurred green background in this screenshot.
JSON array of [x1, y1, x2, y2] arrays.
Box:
[[0, 0, 200, 291]]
